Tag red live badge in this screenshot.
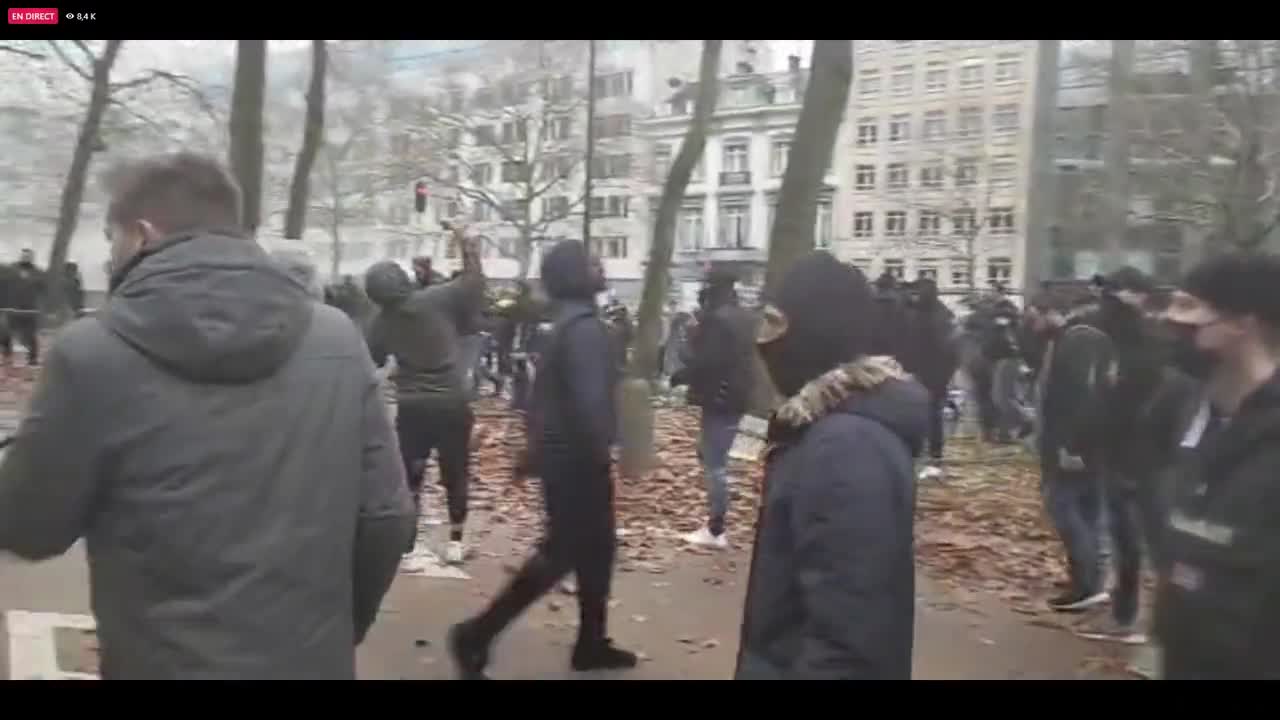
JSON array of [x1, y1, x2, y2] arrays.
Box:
[[8, 7, 60, 23]]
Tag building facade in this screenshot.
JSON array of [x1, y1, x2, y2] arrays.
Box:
[[637, 59, 835, 308], [831, 40, 1046, 296]]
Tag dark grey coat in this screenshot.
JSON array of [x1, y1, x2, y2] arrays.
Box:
[[0, 230, 415, 679], [736, 357, 927, 680]]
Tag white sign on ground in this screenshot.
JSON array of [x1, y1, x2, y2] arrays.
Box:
[[5, 610, 98, 680]]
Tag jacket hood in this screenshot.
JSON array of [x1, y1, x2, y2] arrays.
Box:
[[364, 260, 414, 307], [101, 230, 313, 384], [771, 355, 930, 456], [541, 240, 597, 301]]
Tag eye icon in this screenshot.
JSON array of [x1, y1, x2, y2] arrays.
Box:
[[65, 12, 73, 19]]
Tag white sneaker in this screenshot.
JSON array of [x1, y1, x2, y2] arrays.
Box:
[[682, 527, 728, 550], [445, 540, 465, 565], [918, 465, 944, 481]]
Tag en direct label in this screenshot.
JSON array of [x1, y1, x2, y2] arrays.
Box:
[[8, 7, 60, 23]]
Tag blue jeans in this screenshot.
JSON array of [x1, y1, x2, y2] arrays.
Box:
[[699, 410, 741, 536], [1102, 479, 1143, 625], [1041, 459, 1104, 597]]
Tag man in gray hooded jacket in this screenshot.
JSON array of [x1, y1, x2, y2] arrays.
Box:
[[0, 153, 415, 679]]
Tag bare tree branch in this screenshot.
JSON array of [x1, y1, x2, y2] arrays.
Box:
[[47, 40, 92, 82], [0, 44, 46, 61]]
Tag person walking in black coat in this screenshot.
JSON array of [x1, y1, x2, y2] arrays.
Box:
[[737, 252, 928, 680], [1154, 252, 1280, 679], [449, 240, 636, 680], [680, 272, 756, 549], [3, 248, 44, 366], [903, 277, 957, 480]]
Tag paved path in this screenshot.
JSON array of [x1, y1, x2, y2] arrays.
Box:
[[1, 523, 1124, 680]]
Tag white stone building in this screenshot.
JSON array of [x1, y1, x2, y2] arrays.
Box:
[[637, 57, 835, 308], [831, 40, 1048, 296]]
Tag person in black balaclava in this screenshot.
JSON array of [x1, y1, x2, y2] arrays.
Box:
[[737, 252, 928, 680], [870, 271, 909, 362], [449, 239, 635, 679]]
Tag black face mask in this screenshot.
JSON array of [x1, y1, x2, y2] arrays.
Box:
[[1168, 322, 1216, 381]]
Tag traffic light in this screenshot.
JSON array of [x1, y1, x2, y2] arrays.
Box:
[[414, 181, 428, 214]]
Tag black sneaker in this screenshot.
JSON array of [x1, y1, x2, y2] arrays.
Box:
[[1047, 590, 1110, 613], [447, 622, 490, 680], [571, 638, 638, 672]]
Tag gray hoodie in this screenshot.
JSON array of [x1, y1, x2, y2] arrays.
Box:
[[0, 229, 414, 679]]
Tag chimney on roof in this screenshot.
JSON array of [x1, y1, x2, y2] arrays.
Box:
[[788, 55, 801, 72]]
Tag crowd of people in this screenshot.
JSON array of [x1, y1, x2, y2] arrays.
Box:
[[0, 150, 1278, 681]]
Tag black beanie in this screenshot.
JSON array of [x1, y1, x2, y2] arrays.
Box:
[[1182, 252, 1280, 330], [761, 251, 875, 397]]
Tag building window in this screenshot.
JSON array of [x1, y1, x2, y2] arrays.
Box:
[[920, 163, 944, 189], [386, 238, 410, 258], [445, 200, 460, 219], [855, 164, 877, 191], [653, 144, 672, 181], [993, 103, 1020, 134], [589, 195, 630, 218], [677, 206, 703, 251], [951, 258, 972, 287], [887, 162, 909, 191], [884, 258, 906, 280], [958, 106, 983, 139], [918, 210, 941, 237], [995, 54, 1022, 84], [771, 138, 791, 177], [691, 158, 704, 182], [858, 68, 882, 98], [850, 257, 872, 276], [472, 163, 493, 186], [501, 160, 529, 183], [923, 110, 946, 141], [925, 62, 947, 93], [987, 256, 1013, 285], [953, 208, 977, 235], [989, 207, 1015, 234], [956, 156, 979, 186], [723, 140, 750, 173], [472, 202, 492, 222], [917, 259, 940, 281], [546, 115, 572, 141], [592, 235, 629, 259], [592, 154, 632, 180], [592, 114, 631, 138], [856, 117, 878, 147], [545, 75, 575, 104], [593, 71, 633, 99], [766, 197, 778, 237], [542, 195, 570, 220], [540, 154, 575, 182], [891, 64, 914, 97], [886, 210, 907, 237], [990, 156, 1017, 188], [889, 113, 911, 143], [815, 201, 833, 248], [717, 201, 751, 249], [853, 211, 875, 238], [959, 60, 983, 89], [476, 125, 501, 147], [502, 120, 528, 145]]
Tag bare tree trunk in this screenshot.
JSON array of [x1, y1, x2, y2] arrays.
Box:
[[750, 40, 853, 416], [46, 39, 123, 320], [1102, 40, 1135, 272], [1184, 39, 1215, 267], [618, 40, 722, 478], [284, 40, 326, 240], [1021, 40, 1061, 296], [229, 40, 267, 237], [515, 232, 534, 280], [762, 39, 853, 295], [330, 196, 343, 281]]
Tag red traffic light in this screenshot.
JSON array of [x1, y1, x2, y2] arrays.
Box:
[[414, 181, 428, 213]]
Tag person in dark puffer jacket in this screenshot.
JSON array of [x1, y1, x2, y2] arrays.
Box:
[[680, 271, 756, 549], [737, 251, 927, 680], [449, 240, 636, 679]]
